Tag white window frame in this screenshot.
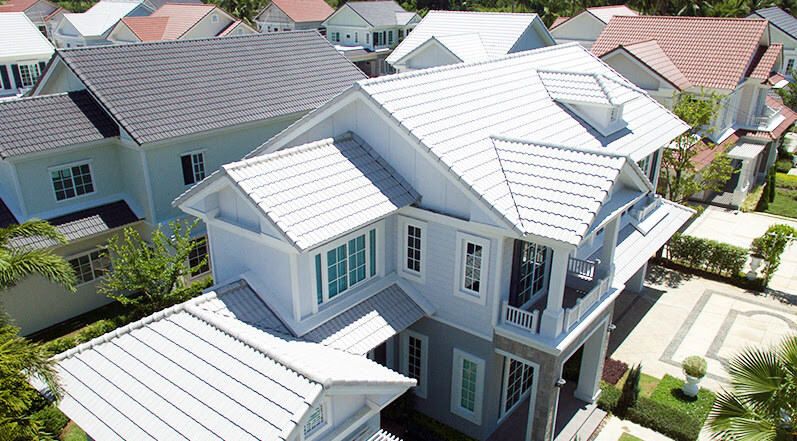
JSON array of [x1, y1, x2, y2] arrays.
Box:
[[453, 232, 490, 305], [68, 248, 111, 286], [18, 62, 42, 87], [49, 160, 96, 202], [400, 330, 428, 398], [187, 235, 211, 279], [211, 13, 219, 23], [301, 398, 333, 441], [787, 58, 794, 73], [398, 216, 426, 283], [450, 348, 485, 425], [498, 354, 537, 420], [313, 224, 382, 308], [181, 150, 206, 186]]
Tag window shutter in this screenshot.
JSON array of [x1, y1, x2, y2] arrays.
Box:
[[649, 150, 659, 181], [38, 61, 46, 73], [507, 239, 524, 307], [10, 64, 21, 88], [0, 66, 9, 90], [181, 155, 194, 185]]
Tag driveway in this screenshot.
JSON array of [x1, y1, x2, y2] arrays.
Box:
[[609, 265, 797, 392], [684, 205, 797, 294]]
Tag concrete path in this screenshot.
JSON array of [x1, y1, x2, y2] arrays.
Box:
[[609, 266, 797, 392], [593, 416, 675, 441], [684, 205, 797, 294]]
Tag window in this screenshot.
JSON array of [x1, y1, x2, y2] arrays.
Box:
[[331, 32, 340, 42], [454, 232, 490, 304], [51, 162, 94, 201], [211, 14, 218, 22], [69, 249, 110, 285], [398, 29, 403, 39], [501, 356, 535, 416], [18, 63, 41, 87], [315, 228, 377, 305], [787, 58, 794, 74], [399, 217, 426, 282], [388, 30, 393, 44], [451, 348, 485, 424], [354, 32, 358, 43], [509, 240, 548, 308], [181, 151, 205, 185], [610, 106, 620, 122], [345, 33, 351, 40], [366, 33, 369, 44], [401, 331, 428, 398], [303, 404, 325, 436], [188, 237, 210, 278]]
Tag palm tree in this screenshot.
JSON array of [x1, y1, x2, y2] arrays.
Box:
[[707, 335, 797, 441], [0, 220, 76, 294], [0, 313, 63, 440]]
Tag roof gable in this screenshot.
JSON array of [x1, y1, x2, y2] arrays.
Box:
[[45, 32, 366, 145], [0, 0, 51, 12], [263, 0, 333, 23], [339, 0, 413, 27], [603, 39, 692, 90], [592, 16, 769, 90], [751, 7, 797, 41], [0, 12, 54, 59]]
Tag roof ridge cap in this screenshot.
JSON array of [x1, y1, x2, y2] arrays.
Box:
[[490, 135, 630, 159], [429, 9, 537, 15], [53, 289, 220, 362], [224, 133, 352, 171], [489, 138, 525, 233]]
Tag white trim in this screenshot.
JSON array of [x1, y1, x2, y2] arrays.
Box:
[[450, 348, 485, 425], [67, 247, 110, 286], [397, 215, 426, 283], [302, 397, 333, 441], [48, 159, 96, 203], [453, 231, 490, 306], [399, 330, 428, 399], [498, 354, 538, 421], [181, 150, 207, 186], [185, 234, 211, 281]]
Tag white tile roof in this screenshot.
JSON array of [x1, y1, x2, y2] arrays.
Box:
[[49, 284, 414, 441], [432, 33, 490, 63], [224, 132, 419, 251], [0, 12, 55, 59], [62, 0, 145, 36], [357, 44, 687, 243], [387, 11, 540, 65], [727, 141, 768, 160], [538, 70, 640, 107]]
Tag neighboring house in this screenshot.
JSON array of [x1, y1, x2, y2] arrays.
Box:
[[107, 3, 257, 43], [38, 282, 416, 441], [322, 0, 421, 76], [0, 31, 366, 336], [749, 7, 797, 79], [0, 0, 59, 34], [385, 11, 555, 72], [254, 0, 334, 32], [175, 43, 693, 441], [0, 12, 54, 97], [592, 15, 796, 208], [52, 0, 154, 47], [548, 5, 638, 48]]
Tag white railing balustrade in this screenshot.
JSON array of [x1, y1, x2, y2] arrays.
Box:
[[567, 257, 597, 280], [562, 276, 612, 333], [748, 105, 781, 128], [632, 195, 662, 222], [502, 301, 539, 334]]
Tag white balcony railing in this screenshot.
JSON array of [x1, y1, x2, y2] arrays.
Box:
[[747, 105, 781, 129], [567, 257, 597, 280], [502, 301, 540, 334], [632, 195, 662, 223], [562, 275, 612, 333]]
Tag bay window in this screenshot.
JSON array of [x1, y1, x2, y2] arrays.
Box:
[[314, 227, 378, 305]]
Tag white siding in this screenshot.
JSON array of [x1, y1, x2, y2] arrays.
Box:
[[217, 186, 260, 231]]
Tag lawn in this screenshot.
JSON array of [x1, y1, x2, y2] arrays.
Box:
[[616, 372, 660, 397], [618, 433, 646, 441], [757, 173, 797, 219], [61, 422, 87, 441]]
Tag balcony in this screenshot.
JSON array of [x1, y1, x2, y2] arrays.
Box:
[[745, 105, 781, 130], [500, 257, 612, 336]]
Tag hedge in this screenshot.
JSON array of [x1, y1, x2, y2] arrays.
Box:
[[666, 233, 747, 277], [32, 404, 69, 436], [409, 412, 477, 441], [597, 381, 621, 412], [649, 375, 715, 424], [625, 396, 703, 441]]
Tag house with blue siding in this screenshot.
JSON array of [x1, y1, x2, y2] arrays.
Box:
[[0, 31, 366, 335], [169, 43, 693, 441], [0, 12, 54, 98]]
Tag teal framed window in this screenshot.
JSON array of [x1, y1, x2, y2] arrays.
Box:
[[314, 227, 378, 305]]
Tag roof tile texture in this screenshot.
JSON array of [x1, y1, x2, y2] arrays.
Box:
[[592, 16, 769, 90], [269, 0, 333, 23]]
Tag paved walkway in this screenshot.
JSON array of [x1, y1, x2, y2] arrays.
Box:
[[684, 205, 797, 294], [609, 266, 797, 392], [594, 416, 675, 441]]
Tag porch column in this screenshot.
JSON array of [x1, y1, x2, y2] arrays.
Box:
[[596, 216, 620, 281], [732, 158, 754, 208], [540, 248, 569, 339], [574, 319, 610, 403], [626, 263, 647, 294]]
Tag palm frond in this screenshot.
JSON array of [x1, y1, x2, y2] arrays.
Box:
[[727, 346, 785, 410], [0, 220, 67, 247], [0, 250, 77, 292], [708, 391, 778, 441]]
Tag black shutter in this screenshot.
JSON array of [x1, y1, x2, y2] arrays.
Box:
[[38, 61, 46, 73], [507, 239, 524, 307], [10, 64, 21, 88], [649, 149, 659, 182], [0, 66, 9, 90], [181, 155, 194, 185]]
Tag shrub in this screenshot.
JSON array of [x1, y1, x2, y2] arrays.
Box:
[[618, 363, 641, 413], [597, 381, 621, 412], [681, 356, 707, 379], [602, 358, 629, 385], [751, 224, 797, 284], [77, 319, 117, 343], [666, 233, 748, 277], [409, 411, 477, 441], [31, 404, 69, 436], [775, 158, 793, 174], [626, 396, 702, 441], [650, 375, 715, 424], [43, 336, 77, 356], [382, 390, 415, 422]]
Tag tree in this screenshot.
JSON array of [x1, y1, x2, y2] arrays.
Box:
[[660, 90, 734, 204], [618, 363, 642, 414], [99, 219, 211, 314], [0, 220, 77, 294], [778, 72, 797, 110], [0, 313, 63, 440], [751, 224, 797, 284], [706, 335, 797, 441]]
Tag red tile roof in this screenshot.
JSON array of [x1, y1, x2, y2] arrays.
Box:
[[592, 16, 769, 90], [746, 43, 783, 79], [608, 39, 692, 90], [549, 16, 569, 30], [0, 0, 39, 12], [268, 0, 333, 23], [120, 3, 219, 41]]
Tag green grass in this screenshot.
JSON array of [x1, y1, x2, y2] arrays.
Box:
[[61, 422, 87, 441], [649, 374, 716, 423], [764, 188, 797, 218], [618, 433, 646, 441], [776, 172, 797, 189], [616, 372, 660, 397]]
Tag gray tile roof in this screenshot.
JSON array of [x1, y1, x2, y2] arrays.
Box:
[[751, 7, 797, 41], [0, 91, 119, 158], [12, 201, 140, 250], [345, 0, 410, 27], [55, 32, 366, 145]]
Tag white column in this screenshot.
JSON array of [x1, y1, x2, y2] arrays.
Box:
[[540, 248, 569, 339], [732, 158, 754, 208], [597, 216, 620, 280], [626, 262, 648, 294], [574, 320, 610, 403]]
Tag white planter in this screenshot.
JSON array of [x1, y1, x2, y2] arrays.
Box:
[[682, 374, 702, 397], [748, 255, 763, 281]]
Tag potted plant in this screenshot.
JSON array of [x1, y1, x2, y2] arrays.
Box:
[[681, 355, 707, 397], [748, 251, 764, 281]]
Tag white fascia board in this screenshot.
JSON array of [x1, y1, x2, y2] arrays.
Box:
[[30, 53, 63, 96]]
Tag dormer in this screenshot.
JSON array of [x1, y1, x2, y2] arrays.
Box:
[[537, 70, 640, 136]]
